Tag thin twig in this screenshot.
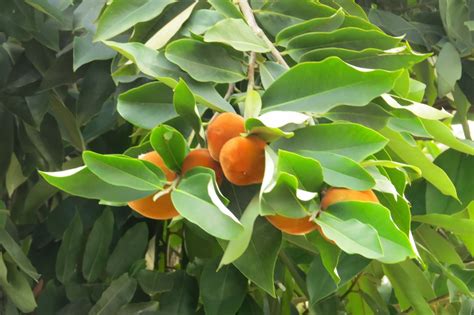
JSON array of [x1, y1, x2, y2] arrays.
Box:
[[224, 83, 235, 101], [340, 273, 363, 300], [238, 0, 290, 69], [247, 51, 256, 92], [153, 177, 180, 201], [279, 250, 309, 298], [403, 294, 449, 313], [461, 120, 472, 140]]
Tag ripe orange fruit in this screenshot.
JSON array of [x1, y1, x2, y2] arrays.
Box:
[[320, 188, 379, 210], [207, 112, 245, 161], [181, 148, 224, 185], [219, 136, 265, 186], [266, 215, 318, 235], [127, 151, 179, 220]]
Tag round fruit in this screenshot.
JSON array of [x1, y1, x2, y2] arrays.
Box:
[[207, 112, 245, 161], [219, 136, 265, 186], [181, 148, 224, 185], [127, 151, 179, 220], [320, 188, 379, 210], [266, 215, 318, 235]]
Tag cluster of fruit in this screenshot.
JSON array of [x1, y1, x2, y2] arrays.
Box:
[[128, 113, 379, 236]]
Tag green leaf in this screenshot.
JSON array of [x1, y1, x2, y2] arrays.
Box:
[[157, 270, 198, 315], [94, 0, 175, 41], [415, 225, 464, 266], [117, 82, 177, 129], [413, 213, 474, 235], [382, 262, 434, 314], [425, 149, 474, 215], [40, 166, 151, 203], [0, 254, 37, 313], [49, 94, 85, 151], [73, 0, 107, 31], [89, 274, 137, 315], [220, 196, 260, 266], [56, 212, 84, 284], [137, 270, 174, 295], [286, 28, 401, 61], [105, 41, 234, 112], [278, 150, 324, 192], [204, 18, 269, 52], [173, 79, 201, 135], [208, 0, 243, 19], [276, 9, 345, 46], [150, 125, 189, 172], [275, 123, 387, 162], [165, 39, 246, 83], [262, 58, 401, 113], [324, 103, 392, 130], [82, 208, 114, 282], [117, 302, 159, 315], [307, 253, 370, 306], [259, 61, 286, 89], [200, 260, 247, 315], [380, 94, 451, 120], [0, 230, 39, 281], [302, 151, 375, 190], [181, 9, 225, 36], [380, 127, 458, 199], [83, 151, 166, 191], [436, 42, 462, 97], [309, 232, 341, 283], [319, 201, 416, 263], [171, 173, 243, 240], [73, 34, 116, 71], [244, 90, 262, 120], [422, 119, 474, 155], [106, 223, 148, 279], [232, 217, 282, 297], [301, 46, 429, 71]]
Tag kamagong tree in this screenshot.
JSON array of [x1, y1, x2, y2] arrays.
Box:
[[0, 0, 473, 314]]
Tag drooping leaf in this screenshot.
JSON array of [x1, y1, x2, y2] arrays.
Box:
[[157, 270, 198, 315], [150, 125, 189, 172], [89, 274, 137, 315], [56, 212, 84, 284]]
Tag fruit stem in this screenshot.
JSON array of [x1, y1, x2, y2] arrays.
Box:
[[153, 177, 180, 202]]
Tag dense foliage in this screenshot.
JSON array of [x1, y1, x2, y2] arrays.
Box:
[[0, 0, 473, 314]]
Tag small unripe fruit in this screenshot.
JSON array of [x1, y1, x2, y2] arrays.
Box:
[[181, 149, 224, 185], [127, 151, 179, 220], [219, 136, 265, 186], [207, 112, 245, 161]]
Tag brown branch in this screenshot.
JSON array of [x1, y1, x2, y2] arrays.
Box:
[[238, 0, 290, 69], [340, 273, 363, 300], [247, 51, 256, 92]]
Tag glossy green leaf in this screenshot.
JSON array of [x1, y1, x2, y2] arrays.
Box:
[[380, 127, 458, 199], [83, 151, 166, 191], [309, 232, 341, 283], [220, 196, 260, 266], [262, 58, 401, 113], [173, 79, 201, 135], [286, 28, 401, 61], [73, 34, 116, 71], [40, 166, 151, 202], [165, 39, 245, 83], [117, 82, 177, 129], [181, 9, 225, 36], [416, 225, 463, 266], [324, 103, 392, 130], [150, 124, 189, 172], [413, 213, 474, 235], [117, 302, 159, 315], [259, 61, 286, 89], [171, 173, 243, 240], [106, 223, 149, 278], [204, 18, 269, 52], [82, 208, 114, 282], [0, 229, 39, 281], [137, 270, 174, 295], [94, 0, 175, 41], [105, 41, 234, 112], [56, 212, 84, 284], [425, 149, 474, 214], [380, 94, 451, 120], [275, 123, 387, 162], [200, 260, 247, 315], [89, 274, 137, 315], [422, 119, 474, 155], [436, 42, 462, 97], [232, 217, 282, 297], [278, 150, 324, 192], [157, 270, 198, 315], [208, 0, 243, 19]]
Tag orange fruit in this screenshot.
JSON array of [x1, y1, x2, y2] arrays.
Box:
[[320, 188, 379, 210], [207, 112, 245, 161], [127, 151, 179, 220], [219, 136, 265, 186], [181, 148, 224, 185], [266, 215, 318, 235]]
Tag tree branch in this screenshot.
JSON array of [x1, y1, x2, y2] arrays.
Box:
[[238, 0, 290, 69], [247, 51, 256, 92]]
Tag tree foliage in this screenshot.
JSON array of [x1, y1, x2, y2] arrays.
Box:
[[0, 0, 473, 314]]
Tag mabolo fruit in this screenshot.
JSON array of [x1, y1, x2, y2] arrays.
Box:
[[127, 151, 179, 220], [266, 188, 379, 236], [219, 136, 266, 186], [207, 112, 245, 161], [181, 148, 224, 185]]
